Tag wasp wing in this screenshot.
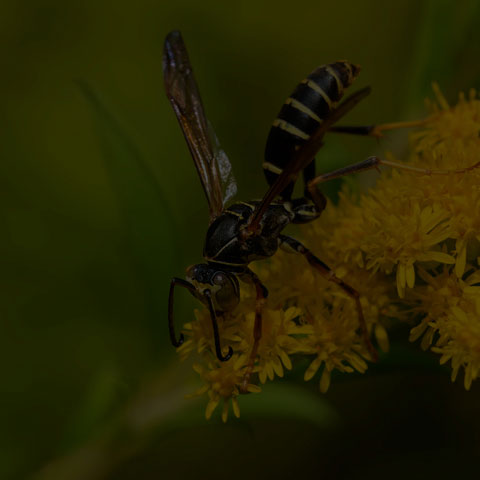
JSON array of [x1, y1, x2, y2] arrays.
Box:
[[208, 120, 237, 206], [247, 87, 371, 232], [163, 30, 235, 221]]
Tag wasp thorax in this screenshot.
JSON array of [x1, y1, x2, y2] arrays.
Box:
[[186, 264, 240, 312]]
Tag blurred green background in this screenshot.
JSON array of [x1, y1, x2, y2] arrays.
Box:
[[2, 1, 480, 479]]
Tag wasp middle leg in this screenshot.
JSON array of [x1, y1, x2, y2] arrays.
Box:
[[278, 234, 378, 361], [239, 268, 268, 393], [329, 117, 433, 138], [305, 156, 480, 195]]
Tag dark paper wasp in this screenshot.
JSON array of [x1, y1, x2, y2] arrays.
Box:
[[164, 31, 478, 390]]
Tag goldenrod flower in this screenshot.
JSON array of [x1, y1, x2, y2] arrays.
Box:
[[409, 267, 480, 390], [189, 358, 260, 422], [177, 86, 480, 419], [252, 306, 302, 384]]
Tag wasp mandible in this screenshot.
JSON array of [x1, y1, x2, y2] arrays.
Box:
[[164, 31, 478, 390]]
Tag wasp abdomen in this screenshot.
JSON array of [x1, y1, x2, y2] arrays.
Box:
[[263, 61, 360, 198]]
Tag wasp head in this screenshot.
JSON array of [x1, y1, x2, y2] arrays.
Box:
[[186, 264, 240, 312]]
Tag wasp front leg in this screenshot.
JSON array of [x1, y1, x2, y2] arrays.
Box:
[[239, 268, 268, 393], [278, 235, 378, 361]]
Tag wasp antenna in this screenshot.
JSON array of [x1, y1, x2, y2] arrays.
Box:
[[169, 278, 197, 347], [204, 290, 233, 362]]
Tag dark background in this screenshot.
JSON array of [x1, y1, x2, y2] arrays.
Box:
[[1, 1, 480, 479]]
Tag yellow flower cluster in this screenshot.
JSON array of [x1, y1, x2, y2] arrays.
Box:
[[177, 86, 480, 421]]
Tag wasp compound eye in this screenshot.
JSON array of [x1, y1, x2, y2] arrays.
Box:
[[212, 272, 240, 312], [186, 264, 211, 285]]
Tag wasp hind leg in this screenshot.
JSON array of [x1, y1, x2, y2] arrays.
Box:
[[288, 157, 327, 226], [278, 235, 378, 362]]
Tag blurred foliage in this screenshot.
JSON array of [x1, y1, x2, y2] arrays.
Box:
[[1, 1, 480, 479]]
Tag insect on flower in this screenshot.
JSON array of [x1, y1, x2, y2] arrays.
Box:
[[164, 30, 480, 391]]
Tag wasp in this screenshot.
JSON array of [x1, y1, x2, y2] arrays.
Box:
[[164, 31, 478, 390]]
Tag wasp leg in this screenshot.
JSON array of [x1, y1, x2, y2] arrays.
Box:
[[329, 117, 432, 138], [328, 125, 376, 136], [301, 160, 327, 214], [239, 268, 268, 393], [278, 235, 378, 361], [328, 117, 431, 138], [306, 156, 480, 193], [168, 277, 198, 347], [203, 289, 233, 362]]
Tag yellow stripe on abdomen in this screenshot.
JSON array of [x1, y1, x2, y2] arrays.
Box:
[[272, 118, 310, 140]]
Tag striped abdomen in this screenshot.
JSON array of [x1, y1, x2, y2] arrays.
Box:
[[263, 61, 360, 199]]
